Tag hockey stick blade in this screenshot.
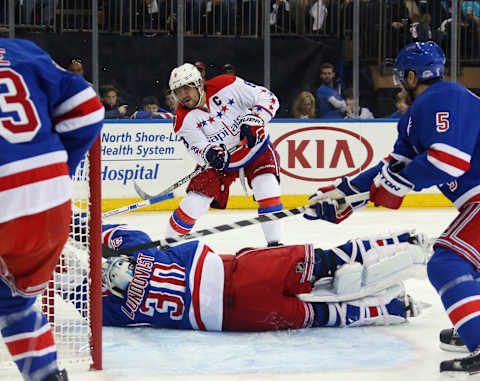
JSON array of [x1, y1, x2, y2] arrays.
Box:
[[133, 165, 205, 200], [102, 192, 174, 219], [134, 138, 248, 201]]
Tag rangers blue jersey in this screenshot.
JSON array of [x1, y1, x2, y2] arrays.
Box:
[[350, 81, 480, 209], [102, 224, 224, 330], [0, 38, 104, 223]]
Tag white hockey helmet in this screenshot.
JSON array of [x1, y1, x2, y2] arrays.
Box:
[[169, 63, 203, 92], [102, 256, 135, 298]]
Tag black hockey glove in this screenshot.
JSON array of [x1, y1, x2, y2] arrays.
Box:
[[205, 144, 230, 170]]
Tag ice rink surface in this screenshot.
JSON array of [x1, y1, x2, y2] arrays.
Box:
[[3, 207, 478, 381]]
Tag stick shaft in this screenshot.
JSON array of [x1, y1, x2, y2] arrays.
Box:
[[104, 190, 370, 254], [134, 139, 248, 200], [102, 192, 174, 219]]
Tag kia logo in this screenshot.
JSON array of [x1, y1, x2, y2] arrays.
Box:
[[272, 126, 374, 182]]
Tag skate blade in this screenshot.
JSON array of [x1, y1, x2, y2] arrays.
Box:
[[439, 342, 469, 353]]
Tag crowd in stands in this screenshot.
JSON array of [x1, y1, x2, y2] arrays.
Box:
[[48, 0, 480, 120], [77, 59, 237, 120]]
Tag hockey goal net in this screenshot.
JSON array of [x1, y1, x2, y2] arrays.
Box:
[[0, 140, 103, 371]]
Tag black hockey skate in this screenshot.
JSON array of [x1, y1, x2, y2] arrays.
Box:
[[440, 328, 468, 353], [46, 369, 68, 381], [440, 351, 480, 374], [267, 241, 283, 247]]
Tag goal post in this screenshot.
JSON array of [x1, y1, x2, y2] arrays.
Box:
[[88, 137, 103, 371]]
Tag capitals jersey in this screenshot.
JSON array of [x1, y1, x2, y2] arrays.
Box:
[[173, 75, 279, 170], [102, 224, 224, 331], [0, 38, 104, 224], [351, 81, 480, 209]]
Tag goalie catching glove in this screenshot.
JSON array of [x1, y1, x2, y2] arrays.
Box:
[[304, 177, 367, 224], [239, 114, 266, 148], [370, 158, 414, 209], [205, 144, 231, 170]]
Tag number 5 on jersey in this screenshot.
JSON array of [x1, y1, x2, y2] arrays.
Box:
[[436, 112, 450, 132]]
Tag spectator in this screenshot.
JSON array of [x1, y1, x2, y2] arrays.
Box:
[[67, 58, 94, 87], [165, 89, 178, 112], [131, 96, 174, 119], [390, 89, 411, 118], [343, 88, 374, 119], [100, 85, 129, 119], [139, 0, 177, 36], [270, 0, 291, 31], [292, 91, 316, 119], [67, 58, 85, 77], [316, 62, 346, 119], [206, 0, 237, 35], [386, 0, 432, 59], [460, 0, 480, 57], [194, 61, 207, 80], [310, 0, 327, 32], [462, 0, 480, 21], [19, 0, 57, 25], [428, 0, 452, 47], [223, 63, 235, 75]]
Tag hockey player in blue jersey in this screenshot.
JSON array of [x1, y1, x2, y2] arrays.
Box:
[[0, 39, 104, 381], [88, 224, 431, 333], [304, 41, 480, 373]]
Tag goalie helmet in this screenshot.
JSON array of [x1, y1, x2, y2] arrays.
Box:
[[393, 41, 445, 85], [102, 256, 135, 298]]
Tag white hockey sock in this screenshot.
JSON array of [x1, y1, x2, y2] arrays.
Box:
[[165, 192, 212, 237]]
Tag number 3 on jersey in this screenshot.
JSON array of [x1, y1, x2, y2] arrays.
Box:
[[436, 111, 450, 132], [0, 68, 41, 143]]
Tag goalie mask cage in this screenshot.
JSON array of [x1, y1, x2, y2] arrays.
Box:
[[0, 139, 103, 372]]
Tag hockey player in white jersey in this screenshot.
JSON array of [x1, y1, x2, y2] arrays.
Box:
[[166, 63, 283, 247]]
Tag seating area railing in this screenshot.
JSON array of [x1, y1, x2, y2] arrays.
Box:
[[1, 1, 479, 65]]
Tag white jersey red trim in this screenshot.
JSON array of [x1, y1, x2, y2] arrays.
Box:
[[173, 75, 279, 169], [188, 243, 224, 331]]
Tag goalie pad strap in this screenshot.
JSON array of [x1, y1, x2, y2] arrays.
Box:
[[311, 302, 329, 327], [313, 248, 338, 279]]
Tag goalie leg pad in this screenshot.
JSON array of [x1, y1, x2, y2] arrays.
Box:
[[299, 245, 427, 302], [362, 247, 414, 286], [333, 263, 363, 295]]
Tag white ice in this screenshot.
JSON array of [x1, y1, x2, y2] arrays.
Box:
[[2, 207, 474, 381]]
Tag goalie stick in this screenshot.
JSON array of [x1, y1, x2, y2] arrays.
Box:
[[134, 138, 248, 200], [102, 191, 370, 257]]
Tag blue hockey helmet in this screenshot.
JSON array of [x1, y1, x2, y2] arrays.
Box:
[[393, 42, 446, 85]]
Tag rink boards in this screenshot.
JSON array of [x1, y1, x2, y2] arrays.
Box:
[[100, 119, 451, 212]]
